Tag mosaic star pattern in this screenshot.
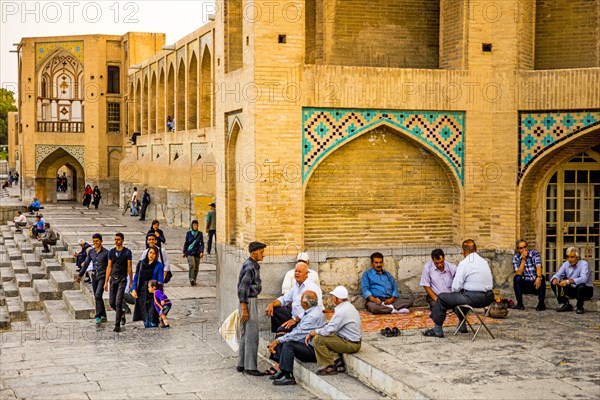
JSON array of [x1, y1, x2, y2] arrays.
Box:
[[519, 110, 600, 178], [35, 145, 84, 170], [36, 41, 84, 67], [302, 108, 465, 184]]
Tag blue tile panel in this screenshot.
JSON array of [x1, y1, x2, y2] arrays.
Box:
[[302, 108, 465, 185], [519, 110, 600, 179]]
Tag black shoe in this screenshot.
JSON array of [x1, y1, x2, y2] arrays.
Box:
[[536, 304, 546, 311], [576, 308, 585, 314], [516, 303, 525, 310], [236, 366, 245, 373], [190, 280, 196, 286], [113, 325, 121, 332], [557, 303, 573, 312], [422, 328, 444, 338], [41, 249, 50, 253], [269, 371, 285, 381], [245, 370, 265, 376], [457, 324, 468, 334], [273, 376, 296, 386], [121, 313, 126, 326]]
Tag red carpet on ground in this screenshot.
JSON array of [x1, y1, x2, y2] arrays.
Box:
[[359, 307, 501, 332]]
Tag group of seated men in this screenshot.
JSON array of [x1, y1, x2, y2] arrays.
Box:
[[242, 239, 595, 384]]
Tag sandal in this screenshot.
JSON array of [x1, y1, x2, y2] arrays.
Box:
[[391, 327, 401, 337], [264, 367, 278, 376], [380, 327, 392, 337]]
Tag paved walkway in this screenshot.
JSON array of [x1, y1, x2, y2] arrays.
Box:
[[0, 199, 317, 400]]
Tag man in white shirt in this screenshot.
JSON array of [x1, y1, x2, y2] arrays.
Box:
[[423, 239, 495, 338], [130, 187, 138, 216], [281, 252, 320, 295], [14, 211, 28, 232], [267, 262, 322, 334]]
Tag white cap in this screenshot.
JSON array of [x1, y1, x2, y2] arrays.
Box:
[[296, 252, 309, 262], [78, 239, 85, 245], [330, 286, 348, 300]]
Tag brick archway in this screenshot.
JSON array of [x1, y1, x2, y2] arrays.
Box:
[[36, 148, 85, 203]]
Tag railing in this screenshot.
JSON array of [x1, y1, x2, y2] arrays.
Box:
[[37, 121, 84, 133]]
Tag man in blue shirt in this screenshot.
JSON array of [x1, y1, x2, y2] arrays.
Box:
[[512, 239, 546, 311], [361, 252, 413, 314], [551, 247, 594, 314], [28, 198, 41, 214]]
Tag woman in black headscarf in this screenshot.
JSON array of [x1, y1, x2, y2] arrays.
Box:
[[92, 186, 102, 209], [132, 247, 164, 327]]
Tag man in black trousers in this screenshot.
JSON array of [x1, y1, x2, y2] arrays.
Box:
[[76, 233, 109, 325], [104, 233, 133, 332]]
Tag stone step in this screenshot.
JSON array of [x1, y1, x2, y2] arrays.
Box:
[[11, 262, 28, 275], [37, 249, 56, 260], [0, 289, 5, 306], [258, 335, 386, 400], [15, 273, 32, 287], [63, 262, 79, 280], [28, 266, 46, 280], [0, 267, 14, 281], [42, 258, 62, 273], [0, 255, 11, 268], [345, 342, 430, 399], [20, 287, 42, 311], [6, 296, 26, 321], [7, 250, 20, 261], [3, 281, 18, 297], [56, 251, 76, 264], [33, 279, 61, 301], [44, 300, 74, 323], [12, 233, 27, 243], [17, 241, 33, 253], [62, 290, 95, 319], [81, 279, 110, 308], [51, 244, 68, 255], [0, 304, 10, 329], [27, 310, 49, 327], [49, 270, 73, 292], [23, 253, 40, 267]]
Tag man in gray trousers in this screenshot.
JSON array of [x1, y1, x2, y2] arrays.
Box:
[[237, 241, 267, 376]]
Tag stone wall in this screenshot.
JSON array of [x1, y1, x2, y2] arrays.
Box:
[[0, 206, 23, 225]]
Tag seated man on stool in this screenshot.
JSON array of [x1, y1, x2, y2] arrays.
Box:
[[550, 246, 594, 314], [420, 248, 457, 310], [267, 291, 326, 386], [306, 286, 362, 376], [362, 252, 413, 314], [512, 239, 546, 311], [266, 262, 322, 334], [423, 239, 495, 338]]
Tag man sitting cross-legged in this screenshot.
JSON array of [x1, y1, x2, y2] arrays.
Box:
[[362, 252, 413, 314], [267, 290, 326, 386]]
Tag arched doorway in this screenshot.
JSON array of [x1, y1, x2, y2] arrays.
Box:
[[543, 148, 600, 281], [304, 125, 461, 248], [36, 148, 85, 203]]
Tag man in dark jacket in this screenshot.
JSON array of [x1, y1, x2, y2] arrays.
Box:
[[139, 188, 151, 221], [40, 223, 57, 253]]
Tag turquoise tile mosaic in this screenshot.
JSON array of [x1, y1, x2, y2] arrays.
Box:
[[518, 110, 600, 179], [302, 108, 465, 185]]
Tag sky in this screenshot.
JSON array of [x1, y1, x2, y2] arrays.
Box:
[[1, 0, 217, 98]]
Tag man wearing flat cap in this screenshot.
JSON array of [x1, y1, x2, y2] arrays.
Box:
[[205, 203, 216, 255], [305, 286, 362, 376], [237, 241, 267, 376]]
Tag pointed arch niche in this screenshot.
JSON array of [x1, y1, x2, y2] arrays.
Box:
[[37, 48, 84, 133]]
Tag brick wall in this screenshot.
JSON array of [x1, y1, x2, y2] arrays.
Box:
[[440, 0, 466, 69], [535, 0, 600, 69], [324, 0, 440, 68], [304, 128, 459, 247], [225, 0, 243, 72]]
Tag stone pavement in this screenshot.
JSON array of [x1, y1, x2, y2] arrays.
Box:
[[0, 198, 318, 400], [1, 193, 599, 399]]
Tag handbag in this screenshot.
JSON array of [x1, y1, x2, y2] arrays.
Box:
[[164, 270, 173, 284], [489, 299, 509, 318]]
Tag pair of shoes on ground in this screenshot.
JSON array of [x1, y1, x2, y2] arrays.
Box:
[[380, 327, 401, 337], [558, 303, 585, 314]]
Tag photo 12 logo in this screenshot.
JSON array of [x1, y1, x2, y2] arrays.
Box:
[[2, 1, 140, 24]]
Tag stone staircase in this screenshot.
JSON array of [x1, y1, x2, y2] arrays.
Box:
[[0, 222, 96, 330]]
